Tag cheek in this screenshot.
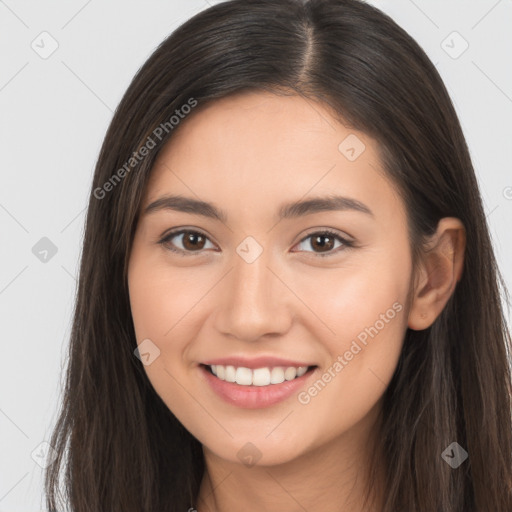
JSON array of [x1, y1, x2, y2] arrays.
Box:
[[129, 262, 199, 340], [292, 248, 411, 435], [128, 251, 214, 420], [128, 236, 213, 347], [296, 242, 411, 343]]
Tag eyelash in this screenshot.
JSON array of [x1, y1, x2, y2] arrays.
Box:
[[157, 228, 354, 258]]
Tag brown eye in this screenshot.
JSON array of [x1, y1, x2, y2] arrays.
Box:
[[294, 230, 353, 257], [159, 229, 216, 255], [182, 231, 207, 250], [310, 233, 336, 252]]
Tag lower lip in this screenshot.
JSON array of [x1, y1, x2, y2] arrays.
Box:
[[199, 365, 316, 409]]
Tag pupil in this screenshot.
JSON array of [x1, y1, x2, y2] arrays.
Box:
[[313, 234, 333, 252], [184, 232, 204, 250]]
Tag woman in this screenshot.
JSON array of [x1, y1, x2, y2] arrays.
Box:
[[44, 0, 512, 510]]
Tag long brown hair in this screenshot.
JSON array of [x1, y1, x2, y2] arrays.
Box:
[[45, 0, 512, 510]]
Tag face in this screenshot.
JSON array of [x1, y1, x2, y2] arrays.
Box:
[[128, 90, 413, 466]]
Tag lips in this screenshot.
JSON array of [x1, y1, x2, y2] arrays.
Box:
[[198, 357, 318, 408]]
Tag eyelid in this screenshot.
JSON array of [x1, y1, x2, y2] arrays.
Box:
[[298, 227, 354, 244]]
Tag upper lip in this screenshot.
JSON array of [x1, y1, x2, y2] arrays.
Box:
[[201, 356, 316, 369]]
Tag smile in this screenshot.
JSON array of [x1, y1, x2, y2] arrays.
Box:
[[208, 364, 310, 386], [199, 363, 318, 409]]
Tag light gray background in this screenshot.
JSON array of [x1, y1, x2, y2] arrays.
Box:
[[1, 1, 511, 510]]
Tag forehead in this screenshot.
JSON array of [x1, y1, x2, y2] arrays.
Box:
[[156, 90, 355, 174], [144, 91, 405, 227]]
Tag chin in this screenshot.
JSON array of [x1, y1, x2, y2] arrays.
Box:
[[200, 431, 315, 468]]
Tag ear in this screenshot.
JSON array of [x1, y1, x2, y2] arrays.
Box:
[[408, 217, 466, 331]]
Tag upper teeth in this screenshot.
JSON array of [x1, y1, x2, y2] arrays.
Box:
[[210, 365, 309, 386]]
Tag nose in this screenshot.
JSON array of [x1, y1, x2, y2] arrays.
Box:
[[213, 249, 293, 343]]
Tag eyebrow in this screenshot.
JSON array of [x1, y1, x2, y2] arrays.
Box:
[[143, 194, 374, 222]]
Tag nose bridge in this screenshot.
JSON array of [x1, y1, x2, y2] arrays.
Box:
[[231, 235, 274, 302], [214, 240, 291, 340], [233, 249, 271, 302]]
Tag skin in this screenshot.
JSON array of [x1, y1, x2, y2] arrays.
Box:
[[127, 90, 465, 512]]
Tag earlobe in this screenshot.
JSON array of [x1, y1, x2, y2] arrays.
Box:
[[407, 218, 466, 331]]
